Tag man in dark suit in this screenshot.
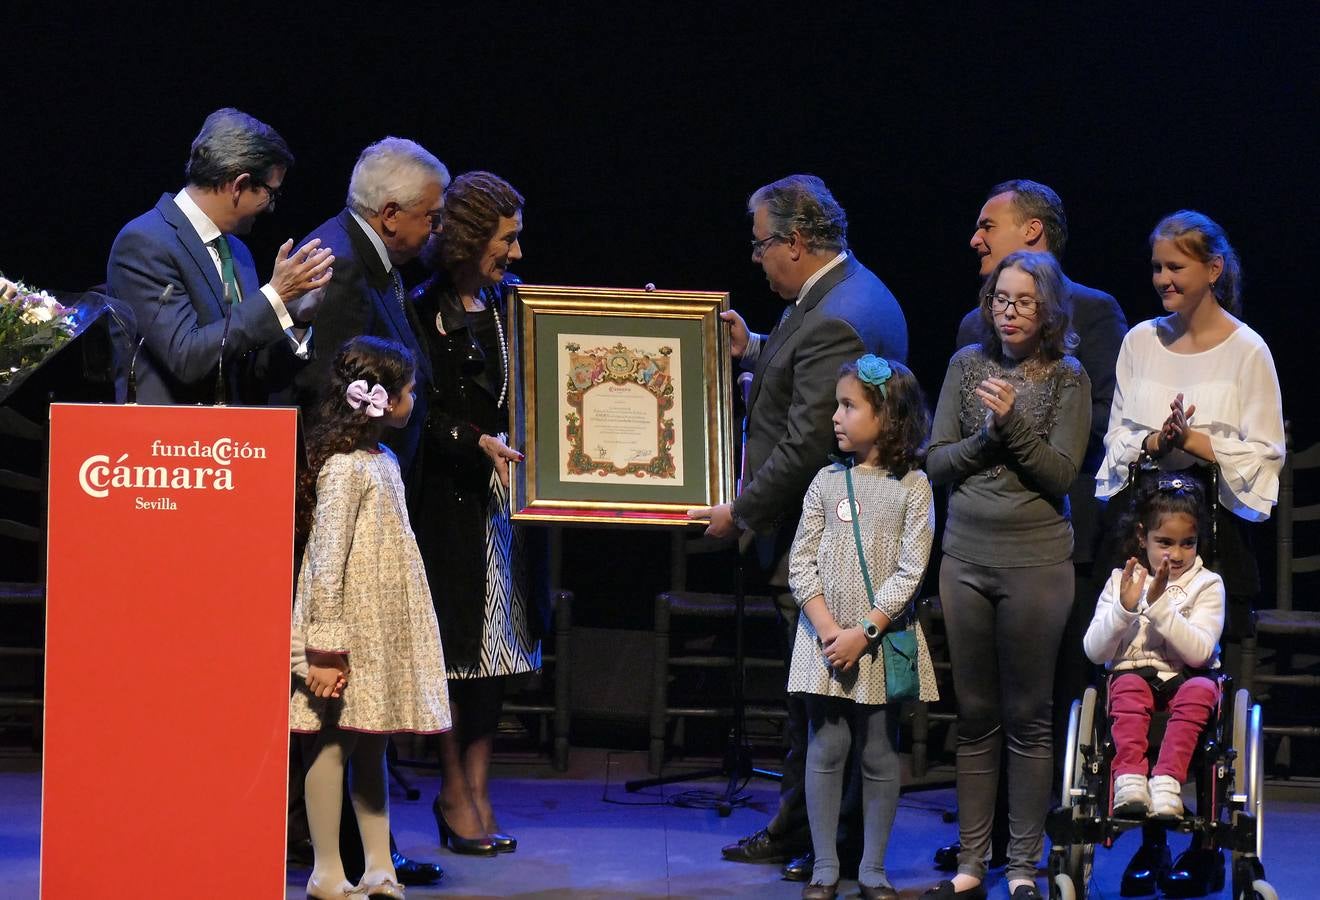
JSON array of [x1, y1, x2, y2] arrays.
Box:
[[932, 178, 1128, 874], [293, 137, 448, 484], [691, 174, 908, 870], [107, 108, 333, 405], [288, 138, 448, 889]]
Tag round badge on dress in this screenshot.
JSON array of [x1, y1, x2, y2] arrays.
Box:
[[835, 498, 860, 522]]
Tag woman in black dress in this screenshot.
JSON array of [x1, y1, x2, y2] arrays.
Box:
[[411, 172, 539, 856]]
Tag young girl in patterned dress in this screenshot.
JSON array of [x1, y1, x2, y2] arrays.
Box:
[[787, 355, 939, 900], [290, 337, 451, 900]]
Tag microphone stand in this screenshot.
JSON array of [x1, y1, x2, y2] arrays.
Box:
[[625, 372, 781, 814], [213, 283, 235, 406], [126, 284, 173, 405]]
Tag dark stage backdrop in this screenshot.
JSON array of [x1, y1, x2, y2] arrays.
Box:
[[3, 5, 1316, 615]]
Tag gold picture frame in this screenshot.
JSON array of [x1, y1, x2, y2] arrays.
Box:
[[507, 284, 735, 525]]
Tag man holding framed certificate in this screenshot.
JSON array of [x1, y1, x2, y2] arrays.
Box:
[[693, 174, 909, 874]]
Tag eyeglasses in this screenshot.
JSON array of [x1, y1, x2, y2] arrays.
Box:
[[252, 180, 282, 207], [988, 292, 1040, 318], [750, 233, 786, 257]]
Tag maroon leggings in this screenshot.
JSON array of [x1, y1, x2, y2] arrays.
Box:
[[1108, 673, 1219, 781]]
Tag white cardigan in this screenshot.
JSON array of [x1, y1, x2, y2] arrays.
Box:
[[1095, 320, 1285, 522], [1084, 555, 1224, 678]]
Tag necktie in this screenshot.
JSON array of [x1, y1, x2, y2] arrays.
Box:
[[211, 236, 240, 304], [389, 269, 406, 312]]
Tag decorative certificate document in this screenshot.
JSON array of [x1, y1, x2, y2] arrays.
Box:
[[507, 285, 734, 526], [558, 335, 684, 485]]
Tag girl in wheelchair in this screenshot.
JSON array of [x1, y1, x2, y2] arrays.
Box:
[[1083, 475, 1224, 820]]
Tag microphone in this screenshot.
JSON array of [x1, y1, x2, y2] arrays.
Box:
[[738, 371, 754, 406], [737, 372, 754, 494], [126, 284, 173, 405], [213, 282, 236, 406]]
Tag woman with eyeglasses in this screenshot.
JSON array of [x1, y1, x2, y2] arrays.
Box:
[[923, 250, 1092, 900], [1092, 210, 1283, 895], [409, 171, 538, 858]]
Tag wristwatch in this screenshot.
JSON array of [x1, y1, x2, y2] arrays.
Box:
[[861, 619, 881, 642]]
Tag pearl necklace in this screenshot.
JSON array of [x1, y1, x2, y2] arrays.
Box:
[[489, 288, 509, 410]]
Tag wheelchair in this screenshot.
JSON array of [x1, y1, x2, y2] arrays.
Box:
[[1045, 674, 1275, 899]]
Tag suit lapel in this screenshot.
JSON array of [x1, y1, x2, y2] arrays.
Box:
[[157, 195, 226, 317], [746, 254, 856, 414]]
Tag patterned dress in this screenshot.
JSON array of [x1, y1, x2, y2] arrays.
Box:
[[786, 463, 940, 704], [289, 448, 451, 734]]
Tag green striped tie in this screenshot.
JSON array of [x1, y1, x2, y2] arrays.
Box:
[[211, 236, 241, 304]]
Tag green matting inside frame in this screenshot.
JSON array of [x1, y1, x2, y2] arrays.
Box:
[[532, 312, 712, 506]]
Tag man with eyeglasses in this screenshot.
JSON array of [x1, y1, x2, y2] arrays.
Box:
[[931, 178, 1127, 880], [286, 137, 450, 890], [107, 107, 334, 405], [291, 137, 448, 487], [691, 174, 907, 879]]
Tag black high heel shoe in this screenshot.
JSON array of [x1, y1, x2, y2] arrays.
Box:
[[486, 831, 517, 853], [432, 796, 497, 856]]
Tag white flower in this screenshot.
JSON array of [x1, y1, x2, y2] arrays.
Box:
[[23, 303, 55, 323]]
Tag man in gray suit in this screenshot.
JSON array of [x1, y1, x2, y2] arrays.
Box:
[[691, 174, 908, 868]]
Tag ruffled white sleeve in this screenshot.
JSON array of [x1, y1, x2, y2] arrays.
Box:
[[1208, 339, 1284, 522]]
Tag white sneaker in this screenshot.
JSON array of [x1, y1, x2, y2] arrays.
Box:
[[1112, 773, 1150, 816], [1148, 774, 1185, 818]]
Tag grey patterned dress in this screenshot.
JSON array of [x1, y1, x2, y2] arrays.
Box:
[[290, 448, 451, 734], [787, 463, 940, 704]]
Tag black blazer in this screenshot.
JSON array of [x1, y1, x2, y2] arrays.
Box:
[[294, 209, 432, 482]]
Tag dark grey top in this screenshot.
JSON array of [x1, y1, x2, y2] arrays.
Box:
[[957, 276, 1125, 562], [926, 347, 1091, 568]]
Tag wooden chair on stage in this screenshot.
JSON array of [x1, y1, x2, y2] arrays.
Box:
[[1240, 428, 1320, 776]]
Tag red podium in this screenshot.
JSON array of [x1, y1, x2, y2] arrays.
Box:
[[41, 403, 299, 899]]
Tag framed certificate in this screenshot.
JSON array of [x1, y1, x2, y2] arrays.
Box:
[[507, 285, 735, 525]]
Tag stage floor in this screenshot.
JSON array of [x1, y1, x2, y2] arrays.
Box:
[[2, 750, 1314, 898]]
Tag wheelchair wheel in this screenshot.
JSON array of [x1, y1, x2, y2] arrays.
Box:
[[1051, 872, 1077, 900], [1060, 687, 1097, 894], [1230, 690, 1266, 858], [1232, 855, 1277, 899]]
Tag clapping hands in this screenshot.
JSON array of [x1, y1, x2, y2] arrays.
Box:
[[1159, 392, 1197, 452], [1118, 555, 1171, 612], [975, 377, 1017, 431]]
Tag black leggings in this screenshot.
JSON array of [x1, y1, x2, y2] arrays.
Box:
[[939, 556, 1073, 883]]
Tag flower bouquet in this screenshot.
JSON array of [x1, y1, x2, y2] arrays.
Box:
[[0, 272, 79, 385]]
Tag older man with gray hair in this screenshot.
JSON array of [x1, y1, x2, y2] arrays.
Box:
[[288, 137, 449, 891], [294, 137, 449, 483]]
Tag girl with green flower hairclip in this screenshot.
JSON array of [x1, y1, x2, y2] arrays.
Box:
[[783, 354, 937, 898]]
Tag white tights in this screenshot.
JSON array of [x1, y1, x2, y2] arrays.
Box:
[[301, 728, 394, 886]]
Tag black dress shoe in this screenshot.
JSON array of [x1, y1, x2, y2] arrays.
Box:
[[1010, 886, 1043, 900], [933, 842, 1007, 872], [783, 851, 813, 882], [391, 850, 444, 886], [1159, 847, 1224, 898], [1120, 841, 1172, 896], [859, 885, 899, 900], [802, 883, 838, 900], [721, 826, 803, 864], [921, 880, 988, 899]]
